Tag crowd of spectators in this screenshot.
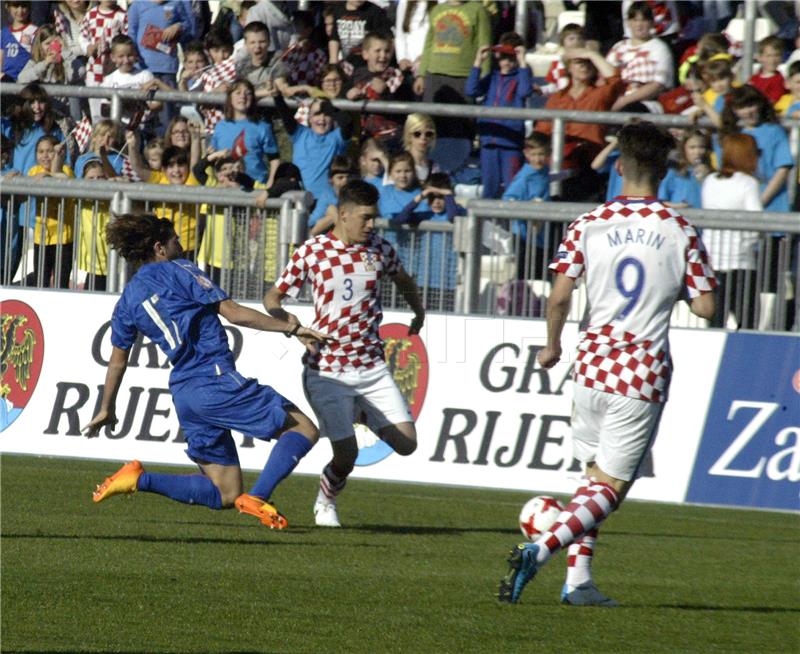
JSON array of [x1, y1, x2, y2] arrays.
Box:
[[0, 0, 798, 327]]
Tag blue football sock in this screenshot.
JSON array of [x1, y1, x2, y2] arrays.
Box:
[[137, 472, 222, 510], [249, 431, 313, 500]]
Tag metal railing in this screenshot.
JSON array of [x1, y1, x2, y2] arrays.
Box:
[[2, 177, 797, 332], [2, 82, 798, 203]]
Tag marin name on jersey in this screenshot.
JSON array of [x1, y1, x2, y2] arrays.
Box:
[[607, 228, 666, 250]]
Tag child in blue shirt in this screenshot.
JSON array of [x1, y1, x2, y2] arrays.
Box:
[[465, 32, 532, 199], [658, 128, 711, 208], [273, 93, 352, 203], [393, 172, 464, 310], [359, 138, 387, 192], [379, 152, 422, 266], [211, 79, 279, 186], [501, 132, 552, 279], [308, 156, 355, 236]]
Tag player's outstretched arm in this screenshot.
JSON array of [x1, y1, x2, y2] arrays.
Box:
[[218, 298, 328, 342], [537, 273, 575, 369], [689, 291, 715, 321], [263, 285, 300, 325], [392, 268, 425, 335], [83, 345, 129, 437]]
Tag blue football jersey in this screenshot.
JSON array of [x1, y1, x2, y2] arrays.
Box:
[[111, 259, 235, 383]]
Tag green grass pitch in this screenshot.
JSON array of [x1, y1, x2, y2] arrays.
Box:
[[1, 454, 798, 654]]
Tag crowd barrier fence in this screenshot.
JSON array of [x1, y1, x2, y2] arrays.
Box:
[[1, 176, 798, 332]]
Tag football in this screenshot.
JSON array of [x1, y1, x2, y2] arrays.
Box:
[[518, 495, 565, 541]]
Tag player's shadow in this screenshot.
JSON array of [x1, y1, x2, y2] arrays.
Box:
[[0, 531, 320, 547], [349, 523, 516, 536], [655, 603, 800, 614]]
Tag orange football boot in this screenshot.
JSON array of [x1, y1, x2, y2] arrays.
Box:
[[234, 493, 288, 529], [92, 460, 144, 503]]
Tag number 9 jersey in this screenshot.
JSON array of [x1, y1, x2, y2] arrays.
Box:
[[550, 197, 717, 403]]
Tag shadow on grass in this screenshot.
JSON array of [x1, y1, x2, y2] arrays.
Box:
[[349, 523, 517, 536], [655, 603, 800, 614], [0, 532, 319, 547]]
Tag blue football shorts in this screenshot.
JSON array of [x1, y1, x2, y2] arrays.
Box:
[[171, 370, 293, 466]]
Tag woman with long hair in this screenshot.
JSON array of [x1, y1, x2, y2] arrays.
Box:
[[719, 84, 794, 329], [701, 133, 762, 329], [402, 113, 438, 184], [1, 83, 67, 284]]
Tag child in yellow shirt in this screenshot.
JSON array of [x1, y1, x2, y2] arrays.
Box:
[[26, 135, 75, 287], [77, 160, 114, 291]]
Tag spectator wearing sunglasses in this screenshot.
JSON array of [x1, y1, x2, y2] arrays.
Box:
[[402, 113, 439, 184]]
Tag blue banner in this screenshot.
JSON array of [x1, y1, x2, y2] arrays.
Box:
[[686, 333, 800, 511]]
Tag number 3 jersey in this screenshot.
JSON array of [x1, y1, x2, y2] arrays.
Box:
[[276, 232, 401, 373], [550, 197, 717, 403]]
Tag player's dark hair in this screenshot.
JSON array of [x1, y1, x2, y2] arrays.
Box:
[[339, 179, 379, 208], [107, 213, 175, 264], [617, 121, 674, 187]]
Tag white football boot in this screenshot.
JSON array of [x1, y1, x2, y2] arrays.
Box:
[[313, 501, 341, 527]]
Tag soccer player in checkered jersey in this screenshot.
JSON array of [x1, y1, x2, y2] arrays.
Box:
[[84, 213, 330, 530], [264, 180, 425, 527], [498, 122, 717, 606]]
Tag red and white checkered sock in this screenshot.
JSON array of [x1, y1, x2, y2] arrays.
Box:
[[565, 528, 598, 589], [316, 463, 347, 505], [534, 482, 619, 566]]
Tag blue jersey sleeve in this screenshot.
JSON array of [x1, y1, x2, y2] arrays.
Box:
[[171, 260, 228, 306], [110, 298, 138, 350]]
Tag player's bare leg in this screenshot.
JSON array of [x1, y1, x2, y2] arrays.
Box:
[[314, 437, 358, 527], [235, 407, 319, 529], [199, 463, 243, 507], [378, 421, 417, 456]]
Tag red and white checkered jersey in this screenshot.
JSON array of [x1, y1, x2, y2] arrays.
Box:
[[80, 6, 128, 86], [10, 24, 38, 53], [550, 197, 717, 403], [276, 232, 401, 373], [606, 37, 674, 90]]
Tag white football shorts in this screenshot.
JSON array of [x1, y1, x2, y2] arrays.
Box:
[[302, 363, 412, 441], [571, 384, 664, 482]]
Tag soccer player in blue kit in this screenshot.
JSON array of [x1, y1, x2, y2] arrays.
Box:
[[84, 213, 329, 529]]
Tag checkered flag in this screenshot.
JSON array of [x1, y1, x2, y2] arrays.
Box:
[[200, 55, 238, 90], [199, 56, 238, 134], [121, 156, 141, 182], [70, 115, 93, 154]]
